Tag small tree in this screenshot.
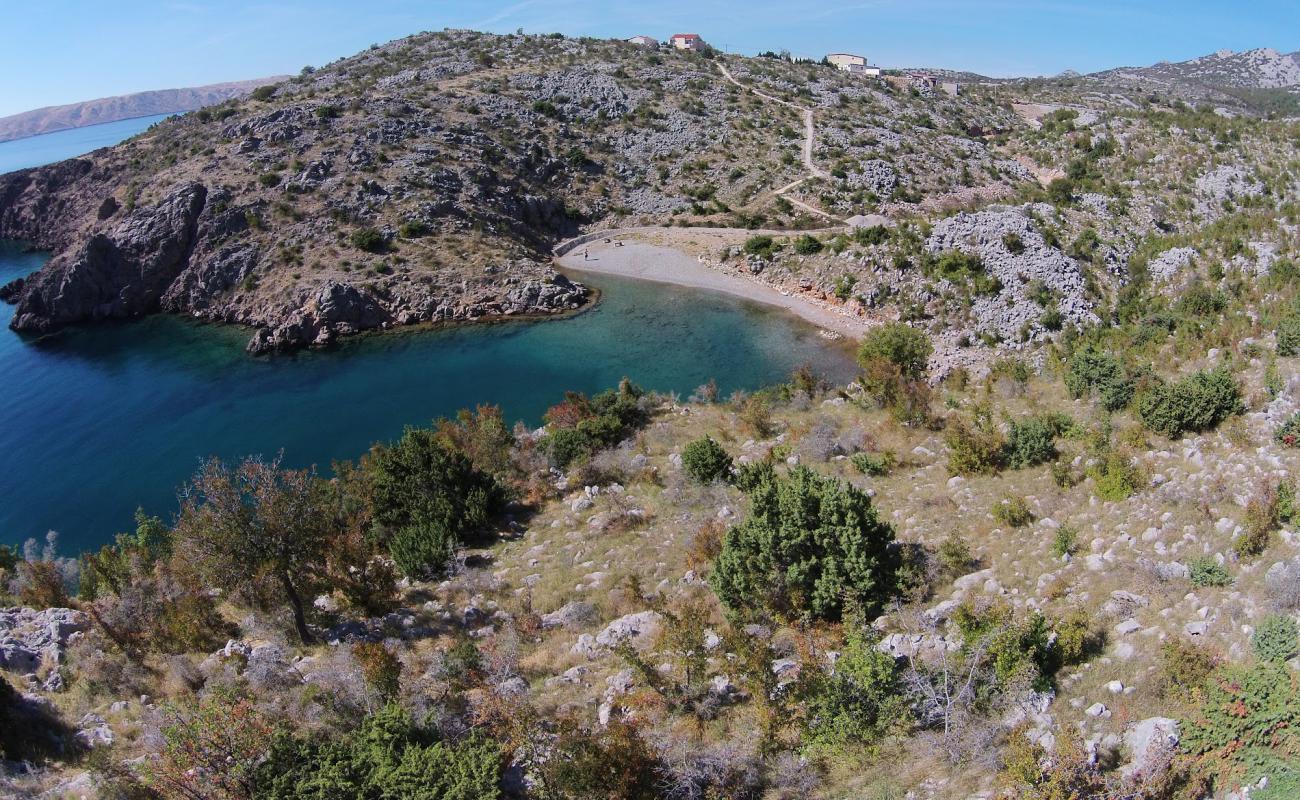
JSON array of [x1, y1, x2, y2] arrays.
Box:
[[365, 428, 507, 579], [174, 457, 332, 643], [709, 465, 898, 621], [858, 323, 933, 420], [681, 436, 733, 483]]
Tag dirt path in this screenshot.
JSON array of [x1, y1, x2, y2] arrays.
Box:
[[716, 62, 839, 222]]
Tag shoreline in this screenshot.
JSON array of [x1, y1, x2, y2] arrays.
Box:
[[556, 238, 873, 340]]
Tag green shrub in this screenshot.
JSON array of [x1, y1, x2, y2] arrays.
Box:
[[350, 227, 388, 253], [257, 172, 282, 188], [851, 451, 896, 476], [1157, 639, 1219, 701], [1176, 283, 1228, 316], [399, 219, 431, 238], [743, 235, 775, 257], [858, 323, 932, 382], [1087, 453, 1143, 501], [681, 436, 733, 483], [1237, 486, 1280, 559], [540, 382, 649, 468], [1189, 556, 1233, 588], [1276, 413, 1300, 447], [1064, 344, 1133, 411], [255, 703, 501, 800], [1138, 368, 1242, 438], [938, 534, 976, 577], [366, 429, 506, 577], [1181, 661, 1300, 798], [388, 524, 456, 580], [709, 465, 898, 621], [1253, 614, 1299, 662], [1277, 315, 1300, 356], [992, 496, 1033, 528], [792, 234, 824, 255], [857, 323, 933, 419], [1050, 526, 1078, 558], [1004, 415, 1061, 469], [944, 414, 1006, 476], [804, 627, 910, 750]]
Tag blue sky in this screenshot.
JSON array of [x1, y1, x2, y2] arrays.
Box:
[[1, 1, 1297, 118]]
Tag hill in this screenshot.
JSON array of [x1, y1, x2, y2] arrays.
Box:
[[0, 78, 286, 143]]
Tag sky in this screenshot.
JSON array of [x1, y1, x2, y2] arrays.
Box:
[[1, 0, 1297, 118]]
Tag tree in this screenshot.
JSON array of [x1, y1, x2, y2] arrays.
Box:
[[174, 457, 333, 643], [709, 465, 898, 621], [365, 428, 506, 578]]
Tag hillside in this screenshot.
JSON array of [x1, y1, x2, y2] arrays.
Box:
[[0, 78, 285, 143], [0, 29, 1026, 352], [3, 28, 1300, 800]]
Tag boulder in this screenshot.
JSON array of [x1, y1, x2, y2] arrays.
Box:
[[541, 601, 598, 630], [1123, 717, 1179, 778]]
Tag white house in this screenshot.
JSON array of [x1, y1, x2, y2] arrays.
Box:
[[827, 53, 868, 71], [627, 35, 658, 47], [670, 33, 705, 50]]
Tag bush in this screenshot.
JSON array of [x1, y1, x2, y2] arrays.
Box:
[[944, 414, 1006, 476], [858, 323, 932, 383], [1138, 368, 1242, 438], [743, 235, 775, 257], [851, 451, 896, 476], [399, 219, 430, 238], [1276, 413, 1300, 447], [681, 436, 733, 484], [1087, 454, 1143, 501], [1003, 415, 1061, 469], [541, 382, 649, 468], [992, 496, 1033, 528], [1189, 556, 1232, 588], [793, 234, 824, 255], [366, 429, 506, 578], [1050, 526, 1078, 558], [804, 627, 910, 750], [938, 534, 976, 577], [1064, 344, 1133, 411], [254, 703, 501, 800], [350, 226, 388, 253], [388, 524, 456, 580], [257, 172, 282, 188], [1181, 661, 1300, 797], [1157, 639, 1219, 701], [709, 465, 898, 621], [1237, 484, 1279, 559], [1253, 614, 1299, 662], [1277, 315, 1300, 356]]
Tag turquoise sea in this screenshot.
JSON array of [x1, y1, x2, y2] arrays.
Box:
[[0, 244, 856, 554], [0, 114, 171, 174], [0, 116, 857, 554]]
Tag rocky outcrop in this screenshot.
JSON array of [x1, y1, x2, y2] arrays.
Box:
[[10, 183, 207, 332], [0, 607, 89, 677]]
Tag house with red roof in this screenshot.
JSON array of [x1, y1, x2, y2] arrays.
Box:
[[670, 33, 705, 51]]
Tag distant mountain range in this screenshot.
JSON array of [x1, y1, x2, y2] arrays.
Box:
[[0, 78, 285, 143], [1001, 47, 1300, 116], [1091, 47, 1300, 92]]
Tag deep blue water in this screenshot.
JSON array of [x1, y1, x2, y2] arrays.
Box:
[[0, 243, 856, 553], [0, 114, 171, 174]]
